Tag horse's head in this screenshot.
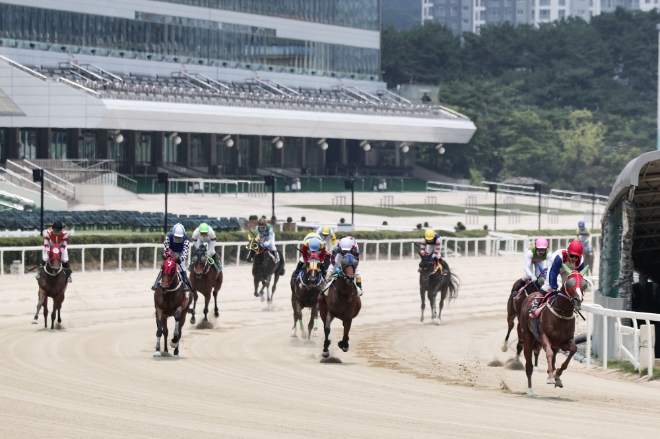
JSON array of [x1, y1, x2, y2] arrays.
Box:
[[418, 252, 434, 281], [340, 254, 358, 280], [562, 263, 589, 310], [246, 232, 260, 263], [306, 252, 321, 284], [160, 257, 178, 289], [48, 244, 63, 270], [191, 244, 208, 276]]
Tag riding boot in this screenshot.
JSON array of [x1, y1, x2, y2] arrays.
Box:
[[356, 279, 363, 296], [35, 260, 45, 279], [151, 269, 162, 291], [63, 261, 73, 283], [212, 253, 222, 279], [273, 250, 280, 265]]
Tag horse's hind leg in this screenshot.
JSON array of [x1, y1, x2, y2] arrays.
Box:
[[291, 294, 302, 337], [203, 291, 211, 322], [523, 335, 535, 396], [430, 290, 438, 325], [189, 290, 198, 325], [419, 288, 426, 324], [437, 286, 447, 323], [271, 274, 280, 304], [541, 335, 556, 384], [171, 308, 182, 350], [154, 312, 163, 357], [213, 272, 222, 318], [43, 297, 49, 329], [338, 319, 352, 352], [504, 298, 515, 352], [307, 304, 317, 340], [533, 347, 540, 370], [33, 291, 43, 324]]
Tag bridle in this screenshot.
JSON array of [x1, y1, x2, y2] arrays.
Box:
[[300, 256, 322, 287], [44, 246, 64, 277], [192, 246, 211, 278]]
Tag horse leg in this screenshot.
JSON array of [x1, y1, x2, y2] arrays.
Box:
[[312, 300, 320, 338], [553, 339, 577, 388], [523, 335, 535, 396], [266, 274, 274, 305], [57, 308, 61, 324], [254, 278, 262, 298], [154, 310, 163, 357], [437, 286, 447, 323], [213, 272, 222, 318], [541, 334, 555, 385], [534, 348, 540, 371], [323, 312, 334, 358], [171, 307, 182, 350], [307, 304, 317, 340], [291, 293, 302, 338], [203, 291, 211, 322], [338, 319, 352, 352], [189, 290, 198, 325], [162, 317, 169, 354], [419, 288, 426, 324], [43, 296, 49, 329], [174, 306, 187, 358], [504, 298, 515, 352], [53, 294, 64, 328], [430, 290, 439, 325], [271, 273, 279, 303], [33, 290, 44, 324]]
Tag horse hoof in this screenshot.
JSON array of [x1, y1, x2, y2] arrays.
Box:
[[554, 378, 563, 388], [533, 366, 539, 372], [435, 319, 441, 326], [419, 321, 424, 325], [153, 351, 161, 357], [173, 355, 179, 360], [322, 351, 330, 358], [253, 292, 259, 297], [290, 331, 297, 338], [526, 388, 535, 397], [260, 296, 265, 302], [190, 317, 196, 325], [170, 340, 179, 349], [313, 328, 319, 337], [214, 311, 219, 318], [501, 342, 509, 352], [546, 377, 555, 385], [31, 319, 37, 325]]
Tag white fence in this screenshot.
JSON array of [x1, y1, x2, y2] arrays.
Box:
[[0, 234, 600, 276], [583, 303, 659, 377]]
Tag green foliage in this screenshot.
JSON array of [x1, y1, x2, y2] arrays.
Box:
[[383, 10, 660, 193]]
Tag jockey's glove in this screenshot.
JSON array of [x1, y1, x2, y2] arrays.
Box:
[[531, 275, 537, 283], [541, 283, 553, 293]]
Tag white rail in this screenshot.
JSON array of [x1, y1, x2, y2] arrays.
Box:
[[583, 303, 659, 377]]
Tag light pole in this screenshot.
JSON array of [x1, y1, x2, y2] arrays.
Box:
[[264, 176, 275, 220], [657, 24, 660, 149], [32, 169, 44, 236], [489, 184, 497, 231], [533, 183, 542, 231], [158, 172, 169, 234], [588, 186, 596, 230], [345, 178, 355, 225]]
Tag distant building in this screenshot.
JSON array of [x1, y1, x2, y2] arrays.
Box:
[[422, 0, 658, 34]]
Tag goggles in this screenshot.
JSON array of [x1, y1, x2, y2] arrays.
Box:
[[567, 253, 579, 260], [173, 236, 184, 243]]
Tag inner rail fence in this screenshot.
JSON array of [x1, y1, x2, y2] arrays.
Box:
[[0, 235, 599, 276], [583, 303, 659, 377]]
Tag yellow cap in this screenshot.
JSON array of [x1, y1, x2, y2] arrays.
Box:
[[424, 229, 435, 241], [322, 225, 330, 236]]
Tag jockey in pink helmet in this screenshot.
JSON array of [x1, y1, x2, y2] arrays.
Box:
[[523, 238, 552, 284]]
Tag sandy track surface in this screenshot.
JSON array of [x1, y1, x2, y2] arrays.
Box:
[[1, 256, 658, 438]]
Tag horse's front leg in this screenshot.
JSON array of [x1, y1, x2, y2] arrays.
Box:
[[154, 308, 164, 357], [437, 285, 446, 323], [291, 292, 302, 338], [541, 334, 555, 385], [419, 287, 426, 324], [202, 290, 211, 322], [553, 339, 577, 388], [504, 298, 515, 352], [162, 316, 169, 354], [189, 290, 198, 325], [429, 289, 439, 325], [171, 306, 183, 358], [254, 277, 262, 298], [213, 272, 222, 318], [338, 319, 352, 352], [43, 294, 49, 329], [308, 302, 318, 340], [266, 274, 274, 304], [33, 289, 45, 325], [322, 310, 334, 358]]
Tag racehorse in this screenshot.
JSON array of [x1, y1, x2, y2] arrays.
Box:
[[153, 255, 189, 358], [318, 254, 362, 358], [188, 244, 223, 325], [33, 243, 68, 329], [246, 231, 285, 305], [418, 253, 459, 325], [290, 251, 322, 339], [519, 264, 588, 396]]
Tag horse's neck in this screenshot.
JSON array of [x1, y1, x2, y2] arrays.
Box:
[[551, 294, 574, 312]]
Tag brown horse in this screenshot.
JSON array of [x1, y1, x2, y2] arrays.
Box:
[[33, 243, 68, 329], [153, 256, 189, 358], [318, 254, 361, 358], [519, 264, 588, 396], [290, 251, 323, 339], [188, 245, 223, 325]]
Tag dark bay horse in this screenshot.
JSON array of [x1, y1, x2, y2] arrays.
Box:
[[33, 243, 68, 329], [319, 254, 362, 358], [418, 253, 459, 325], [153, 256, 189, 358], [188, 244, 223, 325], [290, 251, 322, 339], [246, 232, 285, 305], [519, 264, 588, 396]]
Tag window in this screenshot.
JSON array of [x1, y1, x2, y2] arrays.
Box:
[[137, 133, 152, 166], [616, 0, 622, 4], [517, 9, 524, 14], [646, 0, 651, 3], [578, 8, 585, 13], [451, 5, 458, 15], [480, 10, 486, 19], [50, 130, 67, 159], [491, 0, 500, 5], [540, 9, 550, 18], [505, 9, 513, 15], [438, 5, 446, 15], [163, 135, 178, 165], [492, 9, 499, 16], [558, 9, 566, 17], [463, 18, 469, 23], [559, 0, 566, 5], [19, 129, 37, 160], [505, 0, 512, 4], [531, 10, 535, 18], [590, 0, 594, 5], [81, 131, 97, 161], [463, 5, 469, 10], [540, 0, 550, 5]]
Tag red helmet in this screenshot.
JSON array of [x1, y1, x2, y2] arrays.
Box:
[[567, 240, 584, 259]]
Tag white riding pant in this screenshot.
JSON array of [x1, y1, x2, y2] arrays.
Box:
[[43, 247, 68, 263]]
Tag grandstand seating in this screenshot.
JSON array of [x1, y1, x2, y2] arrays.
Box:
[[0, 210, 246, 233]]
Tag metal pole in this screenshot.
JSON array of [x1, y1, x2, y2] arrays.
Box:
[[591, 193, 595, 230], [40, 176, 44, 237], [537, 187, 541, 231], [164, 177, 168, 235], [272, 177, 276, 220], [493, 187, 497, 231], [351, 178, 355, 226], [657, 24, 660, 150]]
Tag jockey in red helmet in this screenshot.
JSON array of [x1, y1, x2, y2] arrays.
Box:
[[543, 240, 586, 293]]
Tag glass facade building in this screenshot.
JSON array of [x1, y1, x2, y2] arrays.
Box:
[[0, 4, 380, 78]]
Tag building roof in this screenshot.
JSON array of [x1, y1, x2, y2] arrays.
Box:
[[0, 88, 24, 117]]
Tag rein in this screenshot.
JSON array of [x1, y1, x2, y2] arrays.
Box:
[[44, 261, 63, 277], [546, 294, 576, 320]]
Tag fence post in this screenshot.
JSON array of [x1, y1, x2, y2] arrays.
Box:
[[119, 248, 122, 271], [101, 248, 104, 272], [282, 244, 286, 263], [387, 242, 391, 261], [236, 245, 240, 266], [411, 242, 414, 259], [646, 321, 654, 377], [221, 245, 225, 267], [153, 247, 156, 270], [136, 246, 139, 271], [1, 250, 3, 276], [376, 243, 379, 261], [399, 241, 403, 260], [586, 312, 591, 370], [603, 315, 608, 370], [82, 248, 85, 273]]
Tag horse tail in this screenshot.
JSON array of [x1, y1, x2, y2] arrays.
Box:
[[442, 264, 460, 302], [277, 250, 286, 276]]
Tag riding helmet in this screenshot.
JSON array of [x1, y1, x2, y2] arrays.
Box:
[[52, 220, 63, 231], [198, 223, 210, 234], [258, 217, 267, 227], [172, 223, 185, 237], [308, 238, 321, 253], [578, 221, 585, 227], [567, 240, 584, 258], [424, 229, 435, 242], [534, 238, 549, 250], [339, 237, 353, 252], [321, 225, 330, 236]]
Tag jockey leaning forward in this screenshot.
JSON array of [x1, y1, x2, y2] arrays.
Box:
[[316, 225, 337, 251], [419, 229, 445, 277], [37, 220, 72, 283], [256, 217, 280, 264], [326, 236, 362, 295], [292, 232, 327, 282], [511, 238, 552, 292], [191, 222, 222, 277], [576, 221, 592, 255], [530, 240, 586, 317], [152, 223, 192, 293]]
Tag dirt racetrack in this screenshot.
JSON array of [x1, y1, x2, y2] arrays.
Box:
[[1, 256, 659, 438]]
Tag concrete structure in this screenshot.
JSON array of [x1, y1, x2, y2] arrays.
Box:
[[0, 0, 476, 182]]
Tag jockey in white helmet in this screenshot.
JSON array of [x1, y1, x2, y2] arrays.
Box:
[[152, 223, 192, 293], [326, 236, 362, 294]]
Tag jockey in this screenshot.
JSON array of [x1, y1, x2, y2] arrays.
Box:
[[191, 222, 221, 274], [292, 232, 326, 282], [37, 220, 72, 283], [326, 236, 362, 294], [316, 225, 337, 251], [531, 240, 586, 317], [511, 238, 552, 294], [419, 229, 443, 273], [576, 221, 592, 255], [257, 217, 279, 264], [152, 223, 191, 292]]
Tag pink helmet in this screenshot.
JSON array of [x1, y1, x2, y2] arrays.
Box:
[[535, 238, 549, 250]]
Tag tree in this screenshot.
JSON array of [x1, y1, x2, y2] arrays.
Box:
[[558, 110, 606, 179]]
